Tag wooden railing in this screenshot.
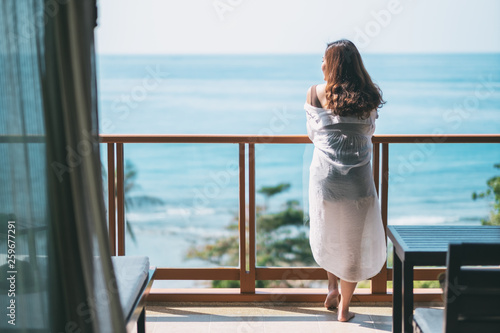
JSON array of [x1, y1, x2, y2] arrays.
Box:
[[100, 134, 500, 302]]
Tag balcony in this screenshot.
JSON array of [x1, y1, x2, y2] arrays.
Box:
[[2, 132, 498, 331], [143, 302, 394, 332], [101, 133, 499, 311]]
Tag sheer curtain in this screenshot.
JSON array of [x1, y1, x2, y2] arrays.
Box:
[[0, 0, 125, 332]]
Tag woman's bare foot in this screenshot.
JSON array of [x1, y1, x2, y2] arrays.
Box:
[[337, 301, 355, 322], [324, 289, 340, 310]]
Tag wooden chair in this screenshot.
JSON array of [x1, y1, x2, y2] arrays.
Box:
[[413, 242, 500, 333]]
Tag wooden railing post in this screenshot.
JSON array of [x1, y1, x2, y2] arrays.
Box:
[[240, 143, 256, 293], [248, 143, 256, 292], [116, 143, 125, 256], [381, 143, 389, 228], [373, 141, 380, 196], [107, 143, 116, 256], [371, 141, 388, 294], [238, 144, 248, 292]]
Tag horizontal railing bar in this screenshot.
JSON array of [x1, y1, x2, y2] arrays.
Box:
[[2, 134, 499, 144], [386, 267, 445, 281], [255, 267, 445, 281], [99, 134, 312, 144], [255, 267, 327, 280], [154, 268, 240, 280], [148, 288, 443, 303], [152, 267, 444, 281], [372, 134, 500, 144], [98, 134, 500, 144]]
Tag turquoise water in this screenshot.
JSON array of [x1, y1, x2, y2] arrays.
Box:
[[96, 54, 500, 286]]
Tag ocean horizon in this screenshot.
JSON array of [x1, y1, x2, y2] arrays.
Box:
[[96, 53, 500, 287]]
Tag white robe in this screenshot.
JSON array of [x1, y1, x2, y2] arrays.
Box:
[[305, 102, 386, 282]]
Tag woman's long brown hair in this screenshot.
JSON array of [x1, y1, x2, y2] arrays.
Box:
[[324, 40, 385, 119]]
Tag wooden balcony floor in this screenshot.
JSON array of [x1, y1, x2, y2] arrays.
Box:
[[139, 302, 406, 333]]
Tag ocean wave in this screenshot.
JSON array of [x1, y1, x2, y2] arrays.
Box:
[[126, 206, 223, 222], [130, 224, 235, 239], [389, 215, 483, 225]]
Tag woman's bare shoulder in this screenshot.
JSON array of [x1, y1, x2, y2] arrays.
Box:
[[306, 84, 326, 105], [316, 83, 327, 95], [316, 83, 328, 108]]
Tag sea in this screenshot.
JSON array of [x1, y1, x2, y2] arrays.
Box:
[[96, 54, 500, 287]]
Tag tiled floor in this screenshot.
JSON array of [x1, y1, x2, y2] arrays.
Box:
[[142, 303, 394, 333]]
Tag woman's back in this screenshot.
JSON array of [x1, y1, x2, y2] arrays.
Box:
[[305, 84, 376, 174]]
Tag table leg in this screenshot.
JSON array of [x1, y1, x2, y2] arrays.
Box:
[[402, 260, 414, 333], [392, 246, 402, 333]]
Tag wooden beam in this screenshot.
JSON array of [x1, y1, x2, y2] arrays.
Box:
[[240, 144, 256, 293], [255, 267, 327, 280], [107, 143, 116, 256], [238, 144, 249, 292], [116, 143, 125, 256], [98, 134, 500, 144], [99, 134, 312, 144], [371, 142, 387, 294], [386, 267, 446, 281], [154, 268, 240, 280], [372, 134, 500, 144], [151, 267, 445, 282], [148, 288, 443, 303], [373, 142, 380, 196]]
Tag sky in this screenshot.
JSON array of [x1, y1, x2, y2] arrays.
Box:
[[95, 0, 500, 54]]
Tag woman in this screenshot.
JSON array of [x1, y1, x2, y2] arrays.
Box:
[[305, 39, 387, 322]]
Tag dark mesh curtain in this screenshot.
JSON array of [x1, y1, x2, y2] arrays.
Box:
[[0, 0, 125, 332]]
